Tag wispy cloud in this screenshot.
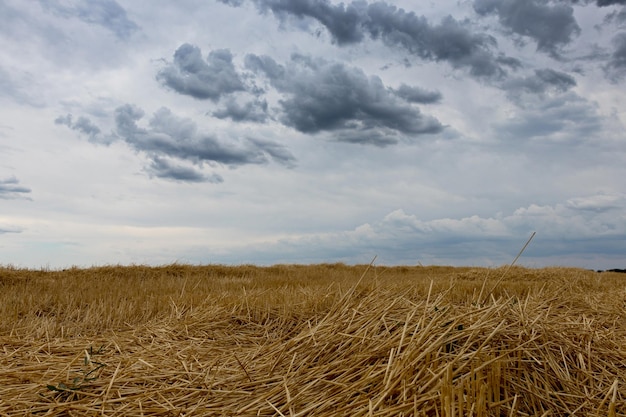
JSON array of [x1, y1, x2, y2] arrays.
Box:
[[0, 176, 31, 200], [38, 0, 139, 39], [55, 105, 297, 183]]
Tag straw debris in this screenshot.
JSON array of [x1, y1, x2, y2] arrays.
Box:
[[0, 264, 625, 416]]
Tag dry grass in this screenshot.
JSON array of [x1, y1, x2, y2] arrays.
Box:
[[0, 263, 625, 416]]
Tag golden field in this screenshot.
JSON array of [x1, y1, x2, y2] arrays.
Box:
[[0, 263, 625, 416]]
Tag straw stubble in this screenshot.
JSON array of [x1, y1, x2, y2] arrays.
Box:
[[0, 264, 625, 416]]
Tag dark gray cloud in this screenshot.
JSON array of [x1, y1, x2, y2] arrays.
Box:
[[259, 0, 368, 44], [0, 176, 31, 199], [157, 45, 245, 101], [365, 6, 515, 78], [596, 0, 626, 5], [225, 0, 517, 79], [211, 98, 269, 122], [503, 68, 577, 96], [392, 84, 442, 104], [146, 157, 224, 183], [38, 0, 139, 39], [474, 0, 580, 57], [245, 53, 443, 144], [605, 32, 626, 80]]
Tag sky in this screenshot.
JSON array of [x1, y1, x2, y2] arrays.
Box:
[[1, 0, 625, 270]]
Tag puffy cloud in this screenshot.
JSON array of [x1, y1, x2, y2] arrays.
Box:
[[157, 45, 245, 101], [0, 176, 31, 199], [147, 45, 446, 144], [245, 53, 443, 144], [474, 0, 580, 57]]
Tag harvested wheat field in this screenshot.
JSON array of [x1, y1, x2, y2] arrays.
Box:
[[1, 263, 625, 416]]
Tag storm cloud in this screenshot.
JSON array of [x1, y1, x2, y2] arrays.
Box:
[[245, 53, 443, 144], [474, 0, 580, 57], [157, 45, 245, 101], [224, 0, 518, 79], [0, 176, 31, 199]]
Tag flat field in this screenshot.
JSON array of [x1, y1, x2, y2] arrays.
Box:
[[0, 263, 625, 416]]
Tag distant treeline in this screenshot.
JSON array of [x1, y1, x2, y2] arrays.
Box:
[[596, 268, 626, 273]]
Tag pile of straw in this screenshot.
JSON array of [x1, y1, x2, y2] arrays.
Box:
[[0, 264, 625, 416]]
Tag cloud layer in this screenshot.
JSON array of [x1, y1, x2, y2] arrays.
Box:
[[226, 193, 626, 266]]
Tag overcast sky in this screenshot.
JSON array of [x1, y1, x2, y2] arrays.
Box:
[[1, 0, 625, 269]]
